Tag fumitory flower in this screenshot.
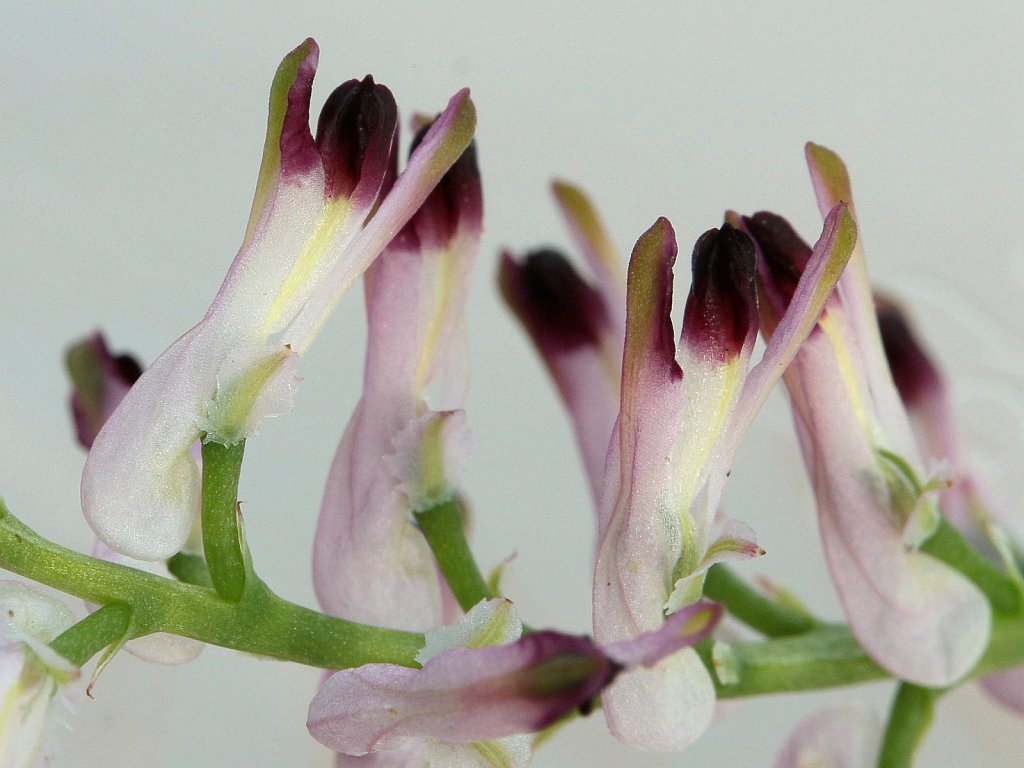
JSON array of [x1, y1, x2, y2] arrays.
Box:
[[311, 113, 486, 764], [592, 206, 855, 751], [877, 297, 1024, 710], [312, 119, 481, 633], [0, 581, 78, 768], [81, 39, 476, 561], [742, 143, 991, 686], [307, 597, 721, 761]]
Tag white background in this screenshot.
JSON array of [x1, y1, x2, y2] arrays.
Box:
[[2, 1, 1023, 765]]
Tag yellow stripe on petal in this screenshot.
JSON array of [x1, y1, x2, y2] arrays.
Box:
[[818, 312, 872, 437], [262, 197, 349, 335], [414, 245, 456, 395]]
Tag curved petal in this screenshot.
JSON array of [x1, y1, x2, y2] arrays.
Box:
[[600, 649, 715, 752]]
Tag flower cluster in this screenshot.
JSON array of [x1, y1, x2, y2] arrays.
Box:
[[2, 37, 1020, 768]]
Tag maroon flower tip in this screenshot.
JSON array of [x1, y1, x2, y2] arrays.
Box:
[[277, 42, 320, 179], [876, 296, 942, 406], [499, 249, 609, 353], [66, 333, 143, 450], [399, 122, 481, 250], [681, 223, 757, 362], [743, 211, 813, 314], [315, 75, 399, 202], [513, 632, 616, 728]]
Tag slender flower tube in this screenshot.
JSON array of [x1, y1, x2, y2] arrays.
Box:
[[877, 298, 1024, 711], [594, 206, 856, 751], [773, 705, 881, 768], [312, 122, 481, 632], [308, 599, 720, 759], [0, 582, 78, 768], [499, 183, 625, 507], [743, 142, 991, 686], [81, 39, 476, 561]]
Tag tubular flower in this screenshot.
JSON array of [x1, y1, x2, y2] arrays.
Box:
[[594, 206, 856, 751], [773, 705, 881, 768], [0, 582, 78, 768], [499, 182, 625, 507], [742, 143, 991, 686], [308, 598, 721, 762], [877, 297, 1024, 711], [312, 121, 481, 632], [81, 39, 476, 561]]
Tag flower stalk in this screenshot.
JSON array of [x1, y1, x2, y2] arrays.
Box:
[[878, 684, 937, 768], [200, 439, 250, 602], [413, 498, 495, 613]]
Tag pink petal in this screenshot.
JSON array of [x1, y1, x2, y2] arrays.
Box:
[[308, 633, 612, 754], [981, 667, 1024, 714], [792, 328, 990, 685], [309, 608, 718, 756], [774, 705, 881, 768]]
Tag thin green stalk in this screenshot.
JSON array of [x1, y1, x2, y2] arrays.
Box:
[[201, 439, 249, 601], [703, 565, 819, 637], [878, 684, 937, 768], [921, 519, 1022, 614], [167, 552, 213, 588], [414, 498, 493, 612], [50, 603, 133, 667], [0, 501, 422, 669], [696, 625, 888, 697]]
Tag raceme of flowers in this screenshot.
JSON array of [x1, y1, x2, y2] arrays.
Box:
[[3, 37, 1020, 767]]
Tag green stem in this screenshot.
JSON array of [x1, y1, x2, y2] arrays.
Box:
[[703, 565, 819, 637], [696, 625, 888, 697], [50, 603, 133, 667], [415, 498, 494, 612], [0, 501, 422, 669], [921, 519, 1022, 614], [878, 684, 937, 768], [201, 439, 249, 602]]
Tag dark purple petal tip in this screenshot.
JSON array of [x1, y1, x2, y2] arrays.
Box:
[[315, 76, 399, 203], [399, 123, 482, 250], [277, 40, 320, 179], [742, 211, 813, 313], [876, 295, 942, 406], [681, 223, 757, 361], [66, 333, 143, 449], [499, 249, 610, 353]]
